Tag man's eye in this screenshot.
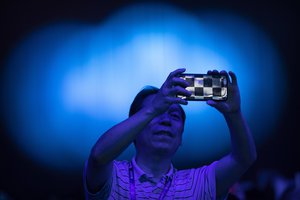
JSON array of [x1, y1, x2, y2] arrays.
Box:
[[170, 113, 181, 120]]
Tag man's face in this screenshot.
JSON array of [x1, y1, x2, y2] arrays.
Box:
[[135, 94, 185, 157]]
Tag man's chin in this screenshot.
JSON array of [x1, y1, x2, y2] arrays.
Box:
[[151, 141, 177, 155]]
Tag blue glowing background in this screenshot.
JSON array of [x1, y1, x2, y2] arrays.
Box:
[[2, 4, 286, 171]]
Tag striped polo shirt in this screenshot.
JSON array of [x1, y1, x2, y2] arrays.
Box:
[[84, 157, 218, 200]]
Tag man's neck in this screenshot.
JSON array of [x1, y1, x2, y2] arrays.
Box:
[[135, 152, 172, 180]]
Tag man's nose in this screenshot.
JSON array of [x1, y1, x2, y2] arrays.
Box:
[[159, 113, 172, 126]]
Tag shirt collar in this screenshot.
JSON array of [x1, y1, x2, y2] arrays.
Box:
[[131, 156, 175, 181]]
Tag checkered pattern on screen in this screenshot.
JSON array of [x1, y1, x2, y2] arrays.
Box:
[[179, 74, 227, 101]]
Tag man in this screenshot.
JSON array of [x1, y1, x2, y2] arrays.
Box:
[[83, 68, 257, 199]]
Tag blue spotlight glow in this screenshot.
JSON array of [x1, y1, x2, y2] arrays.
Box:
[[2, 4, 286, 171]]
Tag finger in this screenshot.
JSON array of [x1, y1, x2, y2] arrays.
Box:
[[212, 70, 219, 75], [220, 70, 227, 76], [206, 100, 217, 107], [166, 96, 188, 105], [207, 100, 227, 111], [220, 70, 230, 84], [164, 68, 186, 88], [168, 68, 186, 79], [171, 77, 190, 88], [169, 86, 192, 97], [229, 71, 238, 85]]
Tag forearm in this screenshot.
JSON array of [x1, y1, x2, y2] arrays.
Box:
[[90, 106, 156, 165], [87, 99, 158, 193], [224, 110, 257, 167]]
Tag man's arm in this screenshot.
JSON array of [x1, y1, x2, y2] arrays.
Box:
[[206, 70, 257, 198], [214, 111, 256, 198], [86, 68, 191, 193], [86, 106, 159, 193]]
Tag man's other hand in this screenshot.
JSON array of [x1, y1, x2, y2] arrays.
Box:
[[206, 70, 241, 115]]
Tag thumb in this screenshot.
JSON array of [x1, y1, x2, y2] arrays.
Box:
[[207, 100, 217, 107], [207, 100, 228, 113]]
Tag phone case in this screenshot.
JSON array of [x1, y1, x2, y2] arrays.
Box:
[[178, 73, 228, 101]]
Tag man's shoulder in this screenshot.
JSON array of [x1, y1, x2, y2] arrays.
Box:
[[174, 162, 218, 179], [173, 163, 218, 196]]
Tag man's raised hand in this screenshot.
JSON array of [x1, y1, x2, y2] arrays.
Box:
[[150, 68, 192, 115], [206, 70, 241, 115]]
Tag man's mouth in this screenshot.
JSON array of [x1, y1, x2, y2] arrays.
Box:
[[154, 131, 173, 138]]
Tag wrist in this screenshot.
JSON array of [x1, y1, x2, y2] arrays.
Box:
[[140, 106, 159, 119], [223, 109, 242, 119]]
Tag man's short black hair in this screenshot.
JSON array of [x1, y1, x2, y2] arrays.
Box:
[[129, 85, 186, 123]]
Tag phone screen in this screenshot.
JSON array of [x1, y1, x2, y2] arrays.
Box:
[[178, 73, 228, 101]]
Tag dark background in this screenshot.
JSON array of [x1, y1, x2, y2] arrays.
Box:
[[0, 0, 299, 199]]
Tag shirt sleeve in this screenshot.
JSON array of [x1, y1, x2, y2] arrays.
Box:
[[194, 161, 218, 200], [83, 160, 113, 200]]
